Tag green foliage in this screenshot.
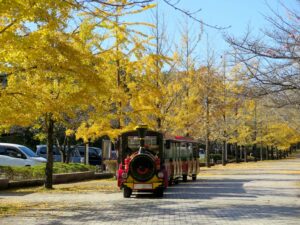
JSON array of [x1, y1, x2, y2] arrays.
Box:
[[53, 163, 95, 174], [0, 163, 95, 181]]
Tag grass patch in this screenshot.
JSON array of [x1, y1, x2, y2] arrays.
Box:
[[199, 158, 206, 163], [0, 163, 96, 181]]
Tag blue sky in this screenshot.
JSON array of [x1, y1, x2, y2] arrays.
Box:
[[136, 0, 299, 60]]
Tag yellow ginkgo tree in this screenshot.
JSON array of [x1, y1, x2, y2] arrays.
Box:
[[74, 0, 156, 141], [0, 0, 109, 188]]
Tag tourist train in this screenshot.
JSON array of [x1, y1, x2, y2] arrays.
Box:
[[117, 125, 200, 198]]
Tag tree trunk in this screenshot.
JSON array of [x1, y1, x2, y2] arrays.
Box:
[[266, 146, 269, 160], [66, 137, 71, 164], [253, 144, 257, 161], [240, 145, 243, 160], [56, 137, 67, 163], [228, 144, 232, 156], [235, 144, 239, 163], [271, 146, 274, 160], [222, 141, 226, 166], [225, 142, 228, 162], [244, 146, 248, 163], [62, 150, 67, 163], [60, 145, 67, 163], [45, 115, 54, 189], [84, 142, 89, 165], [279, 149, 282, 159], [157, 117, 162, 131], [205, 96, 210, 168], [205, 138, 210, 168]]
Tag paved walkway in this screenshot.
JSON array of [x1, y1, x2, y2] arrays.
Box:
[[1, 153, 300, 225]]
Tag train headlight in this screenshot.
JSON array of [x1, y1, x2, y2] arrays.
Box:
[[157, 171, 164, 178], [122, 172, 128, 179]]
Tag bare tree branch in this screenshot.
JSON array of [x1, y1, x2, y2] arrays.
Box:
[[0, 19, 17, 34], [162, 0, 230, 30]]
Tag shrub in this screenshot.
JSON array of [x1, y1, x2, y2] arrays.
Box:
[[210, 154, 222, 162], [0, 166, 14, 180]]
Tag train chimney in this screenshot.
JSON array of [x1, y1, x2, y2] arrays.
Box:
[[136, 125, 148, 154]]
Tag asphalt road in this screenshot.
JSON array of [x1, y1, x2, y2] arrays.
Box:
[[1, 154, 300, 225]]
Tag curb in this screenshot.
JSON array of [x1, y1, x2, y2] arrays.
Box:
[[0, 172, 114, 190], [0, 178, 9, 190]]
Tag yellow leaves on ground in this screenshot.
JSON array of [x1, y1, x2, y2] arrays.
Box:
[[0, 201, 28, 217], [4, 179, 119, 194], [0, 179, 119, 217]]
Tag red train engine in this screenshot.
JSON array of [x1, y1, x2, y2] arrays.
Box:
[[117, 125, 166, 198]]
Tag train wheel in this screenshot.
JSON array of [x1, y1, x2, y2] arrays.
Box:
[[182, 174, 187, 182], [192, 175, 197, 181], [123, 187, 132, 198], [154, 188, 164, 197]]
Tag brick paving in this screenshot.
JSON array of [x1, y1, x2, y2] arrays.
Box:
[[1, 154, 300, 225]]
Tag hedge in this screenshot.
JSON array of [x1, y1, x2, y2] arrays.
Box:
[[0, 163, 95, 181]]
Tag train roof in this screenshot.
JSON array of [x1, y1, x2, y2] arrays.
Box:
[[121, 129, 162, 136], [164, 135, 199, 143], [120, 129, 198, 143]]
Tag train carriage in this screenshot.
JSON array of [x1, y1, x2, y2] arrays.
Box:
[[117, 125, 200, 198], [164, 136, 200, 184]]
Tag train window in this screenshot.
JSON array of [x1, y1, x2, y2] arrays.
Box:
[[145, 136, 157, 146], [188, 143, 193, 158], [172, 143, 176, 159], [128, 136, 158, 152], [165, 140, 170, 149], [0, 146, 5, 155], [128, 136, 140, 150], [180, 142, 186, 159]]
